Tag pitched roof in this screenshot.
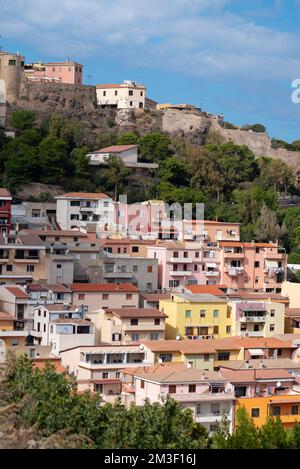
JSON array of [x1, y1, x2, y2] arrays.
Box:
[[43, 304, 78, 311], [70, 283, 139, 293], [106, 308, 167, 318], [141, 339, 218, 354], [134, 365, 227, 384], [285, 308, 300, 318], [17, 233, 44, 246], [226, 336, 296, 349], [0, 188, 12, 198], [140, 293, 171, 302], [56, 192, 111, 200], [46, 284, 71, 293], [27, 284, 49, 292], [5, 287, 29, 299], [219, 241, 278, 248], [93, 145, 138, 153], [184, 285, 226, 296], [24, 229, 87, 238], [220, 368, 294, 383], [220, 358, 300, 370], [50, 319, 91, 325]]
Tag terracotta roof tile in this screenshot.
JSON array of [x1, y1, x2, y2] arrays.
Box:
[[5, 287, 29, 299], [70, 283, 139, 293], [106, 308, 167, 318], [94, 145, 138, 153], [56, 192, 110, 199]]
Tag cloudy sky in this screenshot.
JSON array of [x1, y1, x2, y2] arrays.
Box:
[[1, 0, 300, 140]]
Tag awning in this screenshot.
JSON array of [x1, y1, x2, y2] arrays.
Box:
[[248, 348, 264, 356], [265, 260, 278, 269], [206, 262, 217, 269]]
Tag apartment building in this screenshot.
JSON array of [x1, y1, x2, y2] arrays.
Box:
[[147, 241, 221, 290], [102, 252, 158, 291], [88, 307, 167, 344], [236, 395, 300, 429], [56, 192, 113, 231], [133, 365, 235, 433], [24, 60, 83, 85], [32, 303, 94, 355], [228, 299, 285, 338], [0, 285, 30, 328], [96, 81, 146, 109], [219, 241, 287, 293], [159, 292, 231, 340], [140, 293, 171, 309], [0, 188, 12, 235], [87, 145, 138, 166], [180, 220, 240, 243], [70, 283, 139, 311], [100, 238, 157, 258], [60, 344, 152, 402], [0, 232, 46, 284]]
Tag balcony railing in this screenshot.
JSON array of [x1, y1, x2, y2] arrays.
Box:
[[240, 331, 264, 337], [169, 271, 192, 276], [240, 316, 266, 323], [173, 392, 235, 401], [204, 271, 219, 277]]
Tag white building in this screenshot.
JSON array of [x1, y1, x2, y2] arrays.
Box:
[[96, 81, 146, 109], [32, 303, 95, 355], [55, 192, 114, 231], [87, 145, 138, 166]]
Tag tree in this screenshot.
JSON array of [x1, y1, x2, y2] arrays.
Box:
[[138, 133, 173, 162], [259, 158, 296, 194], [259, 417, 289, 449], [225, 406, 260, 449], [10, 110, 36, 132], [117, 132, 139, 145], [71, 147, 91, 179], [254, 204, 286, 243], [4, 141, 39, 189], [242, 123, 266, 133], [39, 136, 70, 184], [96, 155, 129, 200], [158, 158, 188, 187]]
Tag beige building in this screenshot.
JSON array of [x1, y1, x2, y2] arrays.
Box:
[[282, 281, 300, 308], [87, 307, 167, 344], [70, 283, 139, 311], [96, 81, 146, 109]]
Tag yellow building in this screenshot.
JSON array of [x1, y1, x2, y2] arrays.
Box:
[[0, 311, 15, 331], [236, 395, 300, 429], [160, 293, 231, 340]]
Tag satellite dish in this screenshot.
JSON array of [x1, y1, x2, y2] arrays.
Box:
[[139, 344, 145, 351], [276, 381, 282, 388]]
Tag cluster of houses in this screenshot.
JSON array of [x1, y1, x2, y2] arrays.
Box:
[[0, 187, 300, 433]]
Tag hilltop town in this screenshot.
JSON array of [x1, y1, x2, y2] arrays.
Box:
[[1, 49, 300, 448]]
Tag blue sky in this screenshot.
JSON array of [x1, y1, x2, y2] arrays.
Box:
[[1, 0, 300, 141]]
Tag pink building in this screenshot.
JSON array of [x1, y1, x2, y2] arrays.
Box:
[[24, 60, 83, 84], [70, 283, 139, 311], [147, 241, 221, 290], [219, 241, 287, 293]]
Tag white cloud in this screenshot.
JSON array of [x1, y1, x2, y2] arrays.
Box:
[[0, 0, 299, 81]]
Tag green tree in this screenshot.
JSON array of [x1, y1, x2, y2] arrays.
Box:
[[259, 417, 289, 449], [71, 147, 91, 179], [96, 155, 129, 200], [254, 204, 286, 243], [10, 110, 36, 132], [39, 136, 70, 184], [259, 158, 296, 194], [138, 132, 173, 162], [117, 132, 139, 145], [158, 158, 188, 186], [4, 141, 39, 189]]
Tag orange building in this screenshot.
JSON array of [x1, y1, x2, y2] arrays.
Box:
[[236, 395, 300, 429]]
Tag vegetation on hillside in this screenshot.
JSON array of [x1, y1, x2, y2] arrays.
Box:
[[2, 355, 300, 449], [1, 110, 300, 264]]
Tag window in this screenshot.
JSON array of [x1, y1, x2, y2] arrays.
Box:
[[44, 311, 46, 318], [50, 325, 53, 333], [189, 384, 196, 393], [129, 90, 133, 96], [9, 59, 16, 66], [226, 326, 231, 334], [200, 310, 206, 318], [292, 405, 299, 415], [133, 265, 138, 272], [132, 333, 140, 341], [195, 252, 200, 258], [70, 214, 79, 220], [6, 265, 12, 272], [140, 91, 143, 96], [38, 309, 41, 316], [184, 251, 188, 258], [270, 309, 275, 317], [213, 326, 219, 335], [102, 372, 109, 379], [173, 252, 179, 258], [44, 324, 46, 332], [270, 324, 275, 331], [78, 293, 85, 300], [278, 349, 282, 356], [103, 90, 106, 96], [185, 310, 192, 318], [169, 385, 176, 394], [254, 261, 260, 268], [210, 424, 218, 433], [115, 90, 118, 95], [126, 294, 133, 300], [116, 372, 120, 379], [204, 354, 210, 362], [132, 246, 139, 253], [57, 293, 64, 300], [56, 264, 62, 269], [272, 406, 281, 416], [130, 101, 133, 106], [131, 318, 138, 325], [147, 283, 152, 290], [102, 294, 109, 300], [150, 332, 159, 340], [218, 352, 230, 361], [147, 265, 153, 273], [251, 408, 260, 418], [140, 380, 145, 389], [159, 353, 172, 363], [211, 403, 220, 415], [70, 201, 80, 206], [27, 265, 35, 272], [155, 318, 160, 325], [213, 310, 219, 318]]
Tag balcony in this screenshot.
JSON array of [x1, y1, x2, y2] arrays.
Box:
[[223, 251, 244, 259], [14, 256, 40, 263], [204, 271, 219, 277], [186, 335, 214, 340], [240, 331, 264, 337], [264, 251, 286, 260], [123, 324, 165, 332], [104, 271, 133, 279], [240, 316, 266, 323], [225, 266, 245, 276], [173, 392, 235, 402], [169, 257, 194, 263], [196, 412, 231, 423], [169, 271, 192, 276]]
